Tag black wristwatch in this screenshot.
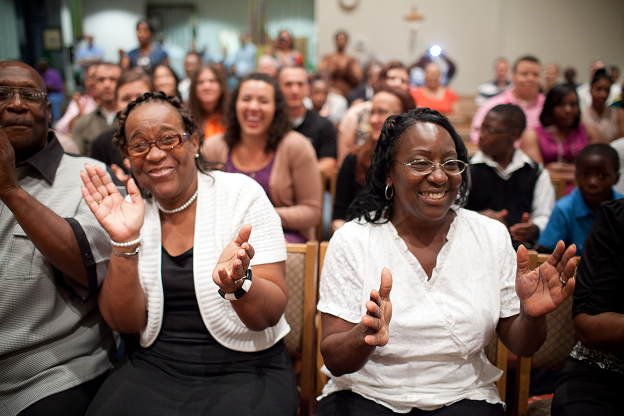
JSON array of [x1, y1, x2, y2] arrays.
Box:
[[218, 268, 252, 301]]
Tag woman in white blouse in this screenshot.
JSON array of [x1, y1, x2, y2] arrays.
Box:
[[317, 108, 578, 415]]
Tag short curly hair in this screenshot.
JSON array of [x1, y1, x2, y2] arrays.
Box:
[[113, 91, 217, 182], [347, 107, 470, 224], [224, 73, 291, 153]]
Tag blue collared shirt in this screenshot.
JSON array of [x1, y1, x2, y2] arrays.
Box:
[[538, 187, 624, 251]]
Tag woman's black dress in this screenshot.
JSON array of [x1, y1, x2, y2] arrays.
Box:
[[86, 247, 299, 416]]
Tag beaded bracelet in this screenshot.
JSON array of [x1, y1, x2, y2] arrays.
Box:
[[111, 235, 142, 247]]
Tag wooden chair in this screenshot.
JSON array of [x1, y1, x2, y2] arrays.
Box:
[[315, 241, 330, 399], [483, 335, 510, 403], [550, 177, 567, 200], [515, 250, 580, 416], [284, 242, 319, 416], [316, 169, 339, 241]]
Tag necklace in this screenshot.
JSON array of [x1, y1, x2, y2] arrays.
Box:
[[156, 190, 198, 214]]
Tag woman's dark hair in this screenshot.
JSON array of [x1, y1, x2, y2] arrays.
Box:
[[188, 63, 228, 131], [347, 108, 469, 224], [136, 18, 155, 34], [539, 83, 580, 129], [590, 68, 612, 87], [224, 72, 291, 152], [353, 86, 417, 185], [153, 64, 181, 100], [113, 92, 217, 196]]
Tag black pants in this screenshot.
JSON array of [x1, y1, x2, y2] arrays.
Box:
[[552, 358, 624, 416], [317, 390, 505, 416], [18, 373, 107, 416]]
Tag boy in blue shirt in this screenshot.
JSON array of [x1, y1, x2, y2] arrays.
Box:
[[537, 144, 623, 253]]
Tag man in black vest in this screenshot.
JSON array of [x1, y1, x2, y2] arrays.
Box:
[[278, 66, 337, 180], [466, 104, 555, 247]]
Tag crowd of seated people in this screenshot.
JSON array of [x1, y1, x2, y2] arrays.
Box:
[[4, 17, 624, 416]]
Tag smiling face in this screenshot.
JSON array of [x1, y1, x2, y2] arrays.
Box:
[[196, 68, 222, 112], [117, 80, 152, 112], [369, 91, 403, 140], [124, 102, 199, 207], [0, 62, 50, 163], [576, 154, 619, 211], [552, 91, 579, 129], [309, 79, 328, 111], [184, 54, 200, 79], [512, 60, 541, 101], [388, 122, 462, 225], [590, 78, 611, 108], [236, 79, 276, 140], [153, 66, 177, 97], [384, 68, 410, 91], [424, 63, 441, 90]]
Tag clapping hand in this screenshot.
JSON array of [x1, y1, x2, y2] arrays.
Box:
[[515, 241, 576, 318], [213, 225, 256, 292], [510, 212, 539, 242], [362, 268, 393, 346], [0, 128, 20, 200], [80, 163, 145, 242]]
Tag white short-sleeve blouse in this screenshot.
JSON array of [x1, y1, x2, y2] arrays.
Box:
[[317, 208, 520, 412]]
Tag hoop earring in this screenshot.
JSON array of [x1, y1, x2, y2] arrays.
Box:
[[385, 185, 393, 200]]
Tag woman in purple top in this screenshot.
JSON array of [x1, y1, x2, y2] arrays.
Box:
[[202, 73, 322, 243], [521, 84, 601, 192]]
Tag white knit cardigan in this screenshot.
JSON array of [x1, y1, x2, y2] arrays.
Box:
[[138, 171, 290, 351]]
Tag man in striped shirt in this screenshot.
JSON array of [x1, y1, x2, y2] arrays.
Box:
[[0, 61, 118, 416]]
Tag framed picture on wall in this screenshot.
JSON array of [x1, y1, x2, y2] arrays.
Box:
[[43, 28, 62, 51]]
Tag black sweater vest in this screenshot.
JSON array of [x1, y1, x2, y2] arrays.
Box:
[[466, 162, 541, 227]]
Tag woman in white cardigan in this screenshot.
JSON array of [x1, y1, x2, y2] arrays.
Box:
[[80, 92, 298, 416]]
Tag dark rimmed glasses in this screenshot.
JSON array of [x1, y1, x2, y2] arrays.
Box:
[[398, 159, 467, 176], [124, 133, 190, 157], [0, 87, 47, 104]]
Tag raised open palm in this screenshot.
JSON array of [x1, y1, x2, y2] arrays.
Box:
[[213, 225, 256, 291], [515, 241, 577, 318], [80, 164, 145, 242], [362, 268, 393, 346]]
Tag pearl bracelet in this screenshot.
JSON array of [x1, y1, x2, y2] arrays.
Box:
[[111, 235, 142, 247], [112, 245, 140, 257]]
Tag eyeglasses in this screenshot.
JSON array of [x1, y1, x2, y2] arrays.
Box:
[[370, 109, 394, 117], [124, 133, 190, 157], [398, 159, 467, 176], [0, 87, 47, 104], [475, 126, 513, 135]]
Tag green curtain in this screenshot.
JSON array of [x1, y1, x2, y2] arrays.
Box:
[[67, 0, 82, 41], [0, 0, 20, 61]]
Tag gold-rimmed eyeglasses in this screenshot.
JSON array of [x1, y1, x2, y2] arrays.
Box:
[[398, 159, 467, 176]]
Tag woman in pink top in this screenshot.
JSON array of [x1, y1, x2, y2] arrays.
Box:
[[521, 84, 600, 189]]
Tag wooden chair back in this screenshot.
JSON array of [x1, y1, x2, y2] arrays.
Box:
[[284, 242, 319, 416], [315, 241, 330, 398], [516, 250, 580, 416]]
